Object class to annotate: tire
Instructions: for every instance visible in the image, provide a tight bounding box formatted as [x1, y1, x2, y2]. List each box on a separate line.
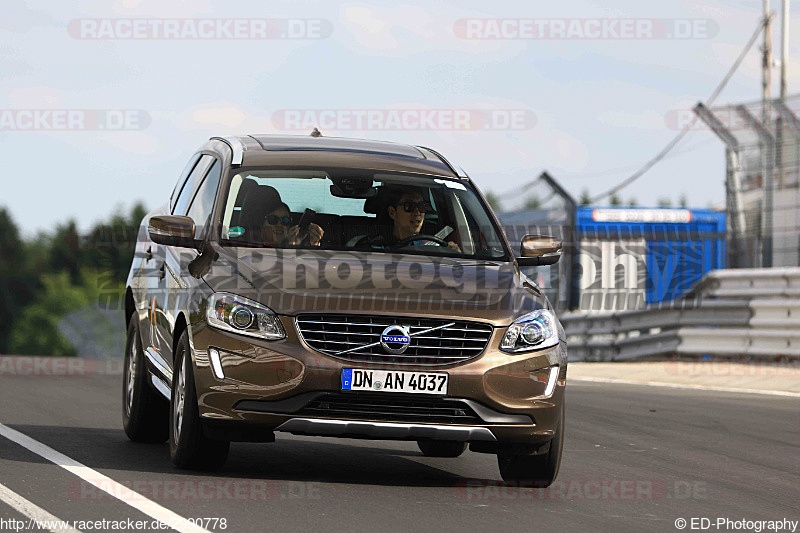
[417, 440, 467, 458]
[170, 330, 229, 470]
[497, 404, 565, 487]
[122, 317, 169, 443]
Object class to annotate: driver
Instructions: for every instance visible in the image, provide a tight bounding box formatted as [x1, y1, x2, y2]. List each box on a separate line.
[385, 187, 460, 251]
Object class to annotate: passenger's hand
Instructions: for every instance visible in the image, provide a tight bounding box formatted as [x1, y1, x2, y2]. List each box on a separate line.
[287, 225, 300, 244]
[308, 223, 324, 246]
[447, 241, 461, 252]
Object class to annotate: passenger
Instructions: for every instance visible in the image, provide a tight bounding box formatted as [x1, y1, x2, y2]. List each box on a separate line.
[262, 201, 323, 247]
[385, 187, 460, 251]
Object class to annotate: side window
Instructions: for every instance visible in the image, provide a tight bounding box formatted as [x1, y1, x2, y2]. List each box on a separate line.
[172, 155, 214, 216]
[186, 160, 222, 240]
[169, 154, 200, 213]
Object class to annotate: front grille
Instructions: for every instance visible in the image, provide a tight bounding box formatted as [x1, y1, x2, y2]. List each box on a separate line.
[295, 314, 493, 366]
[299, 393, 483, 425]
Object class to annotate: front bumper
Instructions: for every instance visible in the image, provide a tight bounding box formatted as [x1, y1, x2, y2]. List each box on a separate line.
[188, 315, 567, 445]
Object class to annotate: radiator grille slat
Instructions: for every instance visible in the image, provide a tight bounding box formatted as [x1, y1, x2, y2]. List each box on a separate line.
[296, 314, 493, 366]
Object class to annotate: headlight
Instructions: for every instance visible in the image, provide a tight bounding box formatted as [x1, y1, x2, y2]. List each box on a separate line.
[206, 293, 285, 340]
[500, 309, 559, 353]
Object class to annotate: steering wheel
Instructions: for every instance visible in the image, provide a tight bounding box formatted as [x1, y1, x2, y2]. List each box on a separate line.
[395, 233, 449, 248]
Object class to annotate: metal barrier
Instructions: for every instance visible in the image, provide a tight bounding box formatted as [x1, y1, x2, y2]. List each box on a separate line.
[749, 299, 800, 328]
[684, 267, 800, 299]
[563, 267, 800, 361]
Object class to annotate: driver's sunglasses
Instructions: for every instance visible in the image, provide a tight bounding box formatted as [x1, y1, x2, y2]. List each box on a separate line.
[398, 200, 432, 213]
[266, 214, 292, 226]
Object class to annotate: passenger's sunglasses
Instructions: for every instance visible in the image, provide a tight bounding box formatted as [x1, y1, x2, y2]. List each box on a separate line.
[397, 201, 432, 213]
[265, 214, 292, 226]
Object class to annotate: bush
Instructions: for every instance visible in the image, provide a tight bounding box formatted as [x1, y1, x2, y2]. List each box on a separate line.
[7, 270, 100, 356]
[0, 201, 144, 356]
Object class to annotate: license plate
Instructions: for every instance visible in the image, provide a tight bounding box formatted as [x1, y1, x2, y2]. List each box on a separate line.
[341, 369, 448, 395]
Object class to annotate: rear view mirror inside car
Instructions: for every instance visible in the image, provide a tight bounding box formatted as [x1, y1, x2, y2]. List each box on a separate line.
[330, 177, 377, 198]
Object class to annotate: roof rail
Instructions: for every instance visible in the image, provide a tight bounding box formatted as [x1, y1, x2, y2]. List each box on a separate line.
[415, 146, 468, 179]
[210, 136, 245, 165]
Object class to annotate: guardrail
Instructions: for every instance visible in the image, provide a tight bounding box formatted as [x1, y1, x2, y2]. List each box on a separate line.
[684, 267, 800, 299]
[563, 267, 800, 361]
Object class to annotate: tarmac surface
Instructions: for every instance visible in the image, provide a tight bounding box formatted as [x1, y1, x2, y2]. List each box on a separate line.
[0, 358, 797, 533]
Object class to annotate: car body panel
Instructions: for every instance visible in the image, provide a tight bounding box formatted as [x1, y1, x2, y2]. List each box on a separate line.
[202, 245, 547, 325]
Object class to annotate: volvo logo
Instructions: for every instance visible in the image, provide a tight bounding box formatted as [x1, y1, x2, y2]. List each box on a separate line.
[380, 325, 411, 355]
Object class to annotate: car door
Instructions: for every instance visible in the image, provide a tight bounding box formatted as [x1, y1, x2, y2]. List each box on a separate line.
[150, 154, 215, 375]
[140, 207, 166, 353]
[135, 154, 200, 355]
[155, 156, 222, 372]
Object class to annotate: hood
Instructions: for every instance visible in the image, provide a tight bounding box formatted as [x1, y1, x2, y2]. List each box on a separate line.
[201, 245, 546, 326]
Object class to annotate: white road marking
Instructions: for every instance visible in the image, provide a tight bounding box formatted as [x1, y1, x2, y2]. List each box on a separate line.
[570, 376, 800, 398]
[0, 423, 211, 533]
[0, 481, 82, 532]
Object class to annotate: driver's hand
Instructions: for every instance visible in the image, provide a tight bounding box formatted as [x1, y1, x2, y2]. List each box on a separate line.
[447, 241, 461, 252]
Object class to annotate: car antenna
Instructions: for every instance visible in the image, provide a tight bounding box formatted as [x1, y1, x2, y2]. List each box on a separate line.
[310, 127, 322, 137]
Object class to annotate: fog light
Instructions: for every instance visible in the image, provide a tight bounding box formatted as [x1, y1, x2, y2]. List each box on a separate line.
[208, 348, 225, 380]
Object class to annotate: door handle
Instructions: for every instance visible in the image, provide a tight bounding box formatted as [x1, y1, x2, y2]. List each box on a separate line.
[145, 246, 153, 261]
[158, 263, 166, 280]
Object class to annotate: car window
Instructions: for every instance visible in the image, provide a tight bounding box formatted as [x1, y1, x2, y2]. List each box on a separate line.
[219, 168, 508, 260]
[169, 154, 200, 213]
[254, 175, 373, 216]
[186, 159, 222, 240]
[172, 155, 214, 216]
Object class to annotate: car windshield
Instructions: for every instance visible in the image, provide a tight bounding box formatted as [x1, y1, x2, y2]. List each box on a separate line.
[218, 168, 508, 260]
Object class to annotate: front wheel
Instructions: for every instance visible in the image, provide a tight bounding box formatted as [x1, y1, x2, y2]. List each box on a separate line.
[497, 404, 564, 487]
[122, 318, 168, 443]
[169, 330, 229, 470]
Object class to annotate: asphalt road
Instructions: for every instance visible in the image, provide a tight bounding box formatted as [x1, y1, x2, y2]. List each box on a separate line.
[0, 359, 797, 533]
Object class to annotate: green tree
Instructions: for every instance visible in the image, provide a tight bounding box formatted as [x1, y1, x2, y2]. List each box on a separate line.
[579, 189, 592, 206]
[2, 202, 148, 355]
[627, 197, 638, 207]
[8, 270, 100, 356]
[609, 194, 622, 206]
[679, 193, 688, 208]
[47, 220, 82, 284]
[523, 196, 541, 210]
[71, 202, 148, 293]
[0, 208, 39, 353]
[657, 197, 672, 207]
[484, 191, 503, 212]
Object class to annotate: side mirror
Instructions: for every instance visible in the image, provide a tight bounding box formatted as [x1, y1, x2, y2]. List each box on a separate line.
[148, 215, 197, 248]
[517, 234, 562, 266]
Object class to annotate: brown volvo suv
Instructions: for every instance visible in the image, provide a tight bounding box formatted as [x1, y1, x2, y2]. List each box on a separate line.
[123, 134, 567, 485]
